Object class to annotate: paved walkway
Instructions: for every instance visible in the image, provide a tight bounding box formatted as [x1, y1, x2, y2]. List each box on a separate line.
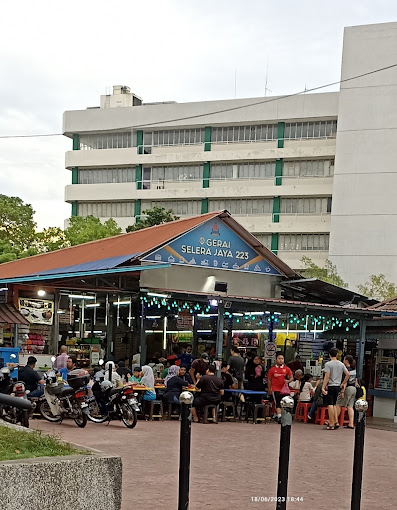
[31, 418, 396, 510]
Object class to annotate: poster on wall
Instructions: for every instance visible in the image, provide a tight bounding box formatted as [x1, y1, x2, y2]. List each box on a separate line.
[18, 298, 54, 325]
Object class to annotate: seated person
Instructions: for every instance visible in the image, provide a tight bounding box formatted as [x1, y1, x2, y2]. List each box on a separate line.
[128, 366, 142, 384]
[116, 360, 131, 382]
[289, 369, 303, 411]
[140, 366, 156, 402]
[18, 356, 45, 398]
[178, 365, 193, 385]
[161, 359, 175, 379]
[59, 355, 76, 382]
[191, 365, 224, 422]
[299, 373, 315, 403]
[221, 361, 235, 401]
[163, 366, 187, 405]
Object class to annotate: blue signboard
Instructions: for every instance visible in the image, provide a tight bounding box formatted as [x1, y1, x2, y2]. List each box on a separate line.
[143, 219, 281, 275]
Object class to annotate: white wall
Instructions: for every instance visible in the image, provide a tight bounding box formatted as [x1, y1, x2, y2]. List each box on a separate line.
[329, 22, 397, 289]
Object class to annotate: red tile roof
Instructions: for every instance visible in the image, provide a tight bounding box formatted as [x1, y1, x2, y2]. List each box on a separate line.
[0, 304, 30, 325]
[369, 296, 397, 312]
[0, 212, 220, 279]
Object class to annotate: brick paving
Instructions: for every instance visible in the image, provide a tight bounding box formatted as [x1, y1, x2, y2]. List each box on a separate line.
[30, 418, 396, 510]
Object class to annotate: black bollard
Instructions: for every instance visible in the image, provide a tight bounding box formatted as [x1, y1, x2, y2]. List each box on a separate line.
[178, 391, 194, 510]
[351, 400, 368, 510]
[276, 396, 294, 510]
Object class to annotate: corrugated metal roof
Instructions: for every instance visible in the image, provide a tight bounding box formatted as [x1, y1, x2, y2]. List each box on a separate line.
[0, 212, 220, 279]
[0, 304, 30, 325]
[34, 253, 138, 276]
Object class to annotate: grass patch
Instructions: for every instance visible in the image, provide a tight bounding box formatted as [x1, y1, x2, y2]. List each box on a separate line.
[0, 425, 85, 461]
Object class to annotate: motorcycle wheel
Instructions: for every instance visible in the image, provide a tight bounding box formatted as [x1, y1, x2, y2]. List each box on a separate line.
[119, 403, 137, 429]
[20, 410, 29, 428]
[40, 401, 62, 422]
[86, 402, 109, 424]
[73, 405, 88, 428]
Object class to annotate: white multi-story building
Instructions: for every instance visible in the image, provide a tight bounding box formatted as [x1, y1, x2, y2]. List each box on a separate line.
[63, 22, 397, 289]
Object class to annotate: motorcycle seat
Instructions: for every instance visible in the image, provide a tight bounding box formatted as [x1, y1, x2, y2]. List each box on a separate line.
[60, 387, 75, 397]
[109, 387, 123, 396]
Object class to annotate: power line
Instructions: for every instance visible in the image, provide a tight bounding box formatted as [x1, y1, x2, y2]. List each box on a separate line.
[1, 62, 397, 139]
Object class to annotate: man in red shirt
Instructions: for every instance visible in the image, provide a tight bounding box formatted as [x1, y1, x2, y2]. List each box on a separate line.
[267, 353, 293, 423]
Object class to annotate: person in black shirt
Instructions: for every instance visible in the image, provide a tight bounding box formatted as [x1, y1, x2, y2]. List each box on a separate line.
[221, 361, 235, 402]
[178, 365, 193, 385]
[116, 360, 131, 382]
[192, 365, 224, 422]
[163, 365, 187, 405]
[18, 356, 44, 397]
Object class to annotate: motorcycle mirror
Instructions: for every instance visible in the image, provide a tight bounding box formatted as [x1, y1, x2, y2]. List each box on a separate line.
[51, 356, 56, 362]
[99, 359, 104, 366]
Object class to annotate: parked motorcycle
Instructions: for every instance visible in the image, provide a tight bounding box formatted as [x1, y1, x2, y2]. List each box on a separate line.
[0, 367, 31, 428]
[83, 379, 139, 429]
[40, 369, 89, 428]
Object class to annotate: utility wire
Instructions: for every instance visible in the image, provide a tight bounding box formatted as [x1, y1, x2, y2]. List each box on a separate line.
[0, 62, 396, 139]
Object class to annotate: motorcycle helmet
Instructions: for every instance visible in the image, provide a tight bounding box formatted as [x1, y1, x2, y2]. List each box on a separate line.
[100, 380, 113, 392]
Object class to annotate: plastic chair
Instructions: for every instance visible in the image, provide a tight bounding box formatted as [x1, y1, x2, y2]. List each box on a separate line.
[165, 401, 180, 420]
[144, 400, 163, 421]
[338, 407, 350, 427]
[246, 403, 267, 424]
[315, 406, 329, 426]
[295, 402, 312, 423]
[220, 401, 236, 422]
[202, 404, 218, 424]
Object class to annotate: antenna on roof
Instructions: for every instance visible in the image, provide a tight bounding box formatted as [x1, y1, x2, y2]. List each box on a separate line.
[264, 58, 272, 96]
[234, 69, 237, 98]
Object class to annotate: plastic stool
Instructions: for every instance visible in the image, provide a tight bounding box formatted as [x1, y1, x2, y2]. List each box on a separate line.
[295, 402, 312, 423]
[247, 403, 267, 424]
[165, 401, 180, 420]
[338, 407, 350, 427]
[144, 400, 163, 421]
[220, 401, 236, 422]
[202, 404, 218, 424]
[315, 406, 329, 426]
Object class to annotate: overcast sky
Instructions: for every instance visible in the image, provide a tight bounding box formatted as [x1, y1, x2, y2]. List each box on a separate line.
[1, 1, 397, 230]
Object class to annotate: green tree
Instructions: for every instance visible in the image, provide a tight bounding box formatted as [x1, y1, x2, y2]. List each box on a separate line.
[357, 274, 396, 301]
[0, 194, 36, 250]
[301, 256, 348, 288]
[65, 216, 122, 246]
[126, 207, 179, 232]
[34, 227, 69, 252]
[0, 240, 20, 264]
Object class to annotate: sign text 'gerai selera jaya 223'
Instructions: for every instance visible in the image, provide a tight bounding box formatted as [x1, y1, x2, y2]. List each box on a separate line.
[143, 219, 281, 275]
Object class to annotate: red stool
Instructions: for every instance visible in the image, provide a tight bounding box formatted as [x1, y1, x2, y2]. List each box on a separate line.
[295, 402, 312, 423]
[338, 407, 350, 427]
[315, 407, 329, 425]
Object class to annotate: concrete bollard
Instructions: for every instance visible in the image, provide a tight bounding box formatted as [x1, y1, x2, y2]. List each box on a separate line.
[276, 396, 294, 510]
[351, 399, 368, 510]
[178, 391, 194, 510]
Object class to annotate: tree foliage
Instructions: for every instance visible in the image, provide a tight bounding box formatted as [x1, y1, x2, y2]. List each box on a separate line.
[0, 194, 36, 250]
[126, 207, 179, 232]
[301, 256, 348, 288]
[357, 274, 397, 301]
[65, 216, 122, 246]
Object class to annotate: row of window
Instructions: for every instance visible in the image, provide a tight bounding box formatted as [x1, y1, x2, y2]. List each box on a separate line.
[78, 202, 134, 217]
[208, 198, 273, 215]
[76, 120, 337, 150]
[254, 233, 330, 251]
[76, 159, 334, 185]
[280, 197, 331, 215]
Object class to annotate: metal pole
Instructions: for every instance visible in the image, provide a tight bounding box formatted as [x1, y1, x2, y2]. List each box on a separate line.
[357, 320, 366, 380]
[215, 300, 224, 377]
[351, 400, 368, 510]
[276, 396, 294, 510]
[140, 301, 147, 365]
[178, 391, 194, 510]
[192, 313, 198, 359]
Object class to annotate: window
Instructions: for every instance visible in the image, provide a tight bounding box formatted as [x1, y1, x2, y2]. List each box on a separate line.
[211, 161, 276, 180]
[208, 198, 273, 215]
[284, 120, 337, 140]
[253, 234, 272, 248]
[283, 159, 334, 178]
[78, 167, 135, 184]
[141, 165, 203, 188]
[79, 132, 133, 150]
[211, 124, 277, 144]
[141, 200, 201, 216]
[279, 197, 331, 215]
[77, 202, 134, 218]
[143, 129, 204, 148]
[279, 234, 330, 251]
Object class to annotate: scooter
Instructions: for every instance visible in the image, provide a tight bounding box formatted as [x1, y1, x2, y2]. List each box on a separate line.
[0, 367, 31, 428]
[40, 369, 89, 428]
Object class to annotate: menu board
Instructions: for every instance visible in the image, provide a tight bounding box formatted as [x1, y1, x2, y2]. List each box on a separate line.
[18, 298, 54, 325]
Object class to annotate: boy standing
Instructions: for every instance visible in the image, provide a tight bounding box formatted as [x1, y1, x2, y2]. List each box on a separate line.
[267, 353, 293, 423]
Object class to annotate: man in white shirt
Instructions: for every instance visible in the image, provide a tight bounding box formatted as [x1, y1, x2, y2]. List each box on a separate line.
[53, 345, 69, 369]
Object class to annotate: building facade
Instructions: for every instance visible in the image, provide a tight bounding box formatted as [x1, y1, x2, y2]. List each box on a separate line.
[63, 22, 397, 288]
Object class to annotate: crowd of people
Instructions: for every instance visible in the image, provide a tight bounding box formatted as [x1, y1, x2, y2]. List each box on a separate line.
[17, 343, 366, 427]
